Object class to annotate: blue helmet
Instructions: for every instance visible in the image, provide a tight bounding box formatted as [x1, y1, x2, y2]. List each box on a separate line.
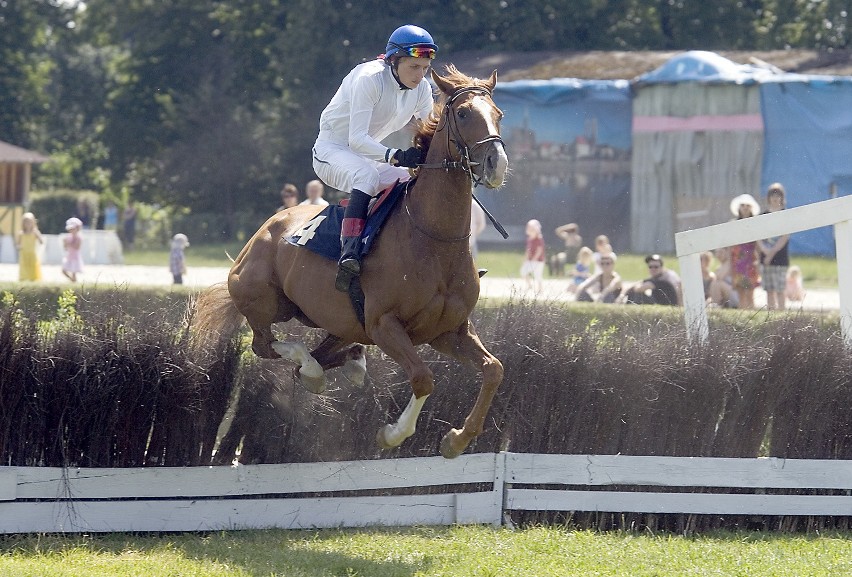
[385, 25, 438, 60]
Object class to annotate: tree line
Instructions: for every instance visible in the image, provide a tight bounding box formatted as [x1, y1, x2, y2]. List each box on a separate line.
[2, 0, 849, 238]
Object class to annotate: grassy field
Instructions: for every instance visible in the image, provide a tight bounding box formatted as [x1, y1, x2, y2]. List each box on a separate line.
[2, 526, 850, 576]
[127, 243, 840, 288]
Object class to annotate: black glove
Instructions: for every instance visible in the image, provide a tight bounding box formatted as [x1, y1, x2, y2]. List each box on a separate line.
[393, 147, 422, 168]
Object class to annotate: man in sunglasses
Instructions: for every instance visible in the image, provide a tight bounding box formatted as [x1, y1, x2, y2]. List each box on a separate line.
[619, 254, 682, 306]
[312, 24, 438, 292]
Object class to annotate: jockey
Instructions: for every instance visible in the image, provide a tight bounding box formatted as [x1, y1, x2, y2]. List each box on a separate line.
[312, 24, 437, 292]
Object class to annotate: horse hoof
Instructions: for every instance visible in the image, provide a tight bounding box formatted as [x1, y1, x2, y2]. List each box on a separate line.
[342, 359, 366, 386]
[376, 424, 396, 450]
[439, 428, 465, 459]
[299, 370, 327, 394]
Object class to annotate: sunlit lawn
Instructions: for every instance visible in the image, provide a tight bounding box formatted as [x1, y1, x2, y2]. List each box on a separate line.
[122, 243, 839, 289]
[2, 526, 851, 577]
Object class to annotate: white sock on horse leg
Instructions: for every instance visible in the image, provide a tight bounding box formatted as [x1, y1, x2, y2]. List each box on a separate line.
[270, 341, 323, 379]
[380, 394, 428, 448]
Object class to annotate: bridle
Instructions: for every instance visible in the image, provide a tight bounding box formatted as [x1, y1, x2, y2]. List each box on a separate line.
[404, 84, 505, 243]
[415, 86, 504, 187]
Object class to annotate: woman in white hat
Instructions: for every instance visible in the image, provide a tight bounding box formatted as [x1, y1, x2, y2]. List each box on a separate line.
[62, 217, 84, 282]
[728, 194, 761, 309]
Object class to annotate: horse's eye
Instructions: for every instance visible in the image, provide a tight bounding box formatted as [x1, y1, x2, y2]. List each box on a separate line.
[457, 109, 468, 119]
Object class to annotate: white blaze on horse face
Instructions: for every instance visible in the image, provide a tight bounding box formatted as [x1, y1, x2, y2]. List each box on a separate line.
[471, 96, 508, 188]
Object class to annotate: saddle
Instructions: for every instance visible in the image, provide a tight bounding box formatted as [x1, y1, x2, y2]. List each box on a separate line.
[285, 180, 409, 261]
[285, 180, 411, 326]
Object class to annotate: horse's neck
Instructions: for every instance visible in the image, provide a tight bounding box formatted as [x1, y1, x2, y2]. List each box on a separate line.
[406, 132, 472, 240]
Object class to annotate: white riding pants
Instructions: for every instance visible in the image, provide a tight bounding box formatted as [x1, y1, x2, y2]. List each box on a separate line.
[312, 140, 411, 197]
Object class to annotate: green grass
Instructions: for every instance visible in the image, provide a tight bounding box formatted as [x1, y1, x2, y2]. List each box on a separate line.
[2, 526, 851, 576]
[122, 243, 840, 288]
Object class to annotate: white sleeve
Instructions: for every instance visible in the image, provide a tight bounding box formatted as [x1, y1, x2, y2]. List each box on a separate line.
[348, 74, 391, 161]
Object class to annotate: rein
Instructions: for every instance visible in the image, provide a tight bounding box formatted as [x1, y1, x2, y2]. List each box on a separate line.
[403, 182, 471, 243]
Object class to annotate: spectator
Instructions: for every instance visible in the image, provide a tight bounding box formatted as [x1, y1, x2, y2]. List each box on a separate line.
[62, 217, 84, 282]
[122, 201, 138, 250]
[619, 254, 681, 306]
[757, 183, 790, 311]
[170, 233, 190, 285]
[277, 183, 300, 212]
[592, 234, 615, 274]
[785, 265, 805, 302]
[103, 201, 119, 231]
[300, 179, 329, 206]
[575, 251, 621, 303]
[551, 222, 582, 276]
[709, 247, 738, 308]
[520, 219, 546, 292]
[15, 212, 43, 281]
[729, 193, 761, 309]
[567, 246, 593, 294]
[470, 197, 486, 262]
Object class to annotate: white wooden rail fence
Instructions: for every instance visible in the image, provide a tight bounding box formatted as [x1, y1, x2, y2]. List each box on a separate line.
[675, 194, 852, 345]
[3, 453, 852, 533]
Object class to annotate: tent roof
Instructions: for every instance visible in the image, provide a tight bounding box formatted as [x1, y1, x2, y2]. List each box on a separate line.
[634, 50, 782, 84]
[0, 140, 48, 163]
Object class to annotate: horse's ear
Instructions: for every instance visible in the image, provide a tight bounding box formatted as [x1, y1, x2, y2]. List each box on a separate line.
[486, 69, 498, 91]
[431, 68, 453, 96]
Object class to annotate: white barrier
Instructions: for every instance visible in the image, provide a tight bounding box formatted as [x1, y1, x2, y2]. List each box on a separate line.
[3, 452, 852, 533]
[675, 195, 852, 345]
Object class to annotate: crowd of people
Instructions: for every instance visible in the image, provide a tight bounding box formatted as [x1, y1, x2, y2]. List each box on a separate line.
[519, 182, 805, 310]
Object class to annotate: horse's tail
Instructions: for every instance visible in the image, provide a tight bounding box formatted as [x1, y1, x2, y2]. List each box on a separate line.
[188, 282, 245, 354]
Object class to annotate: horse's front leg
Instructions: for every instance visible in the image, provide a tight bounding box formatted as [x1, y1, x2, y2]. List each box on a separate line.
[369, 313, 435, 450]
[430, 320, 503, 459]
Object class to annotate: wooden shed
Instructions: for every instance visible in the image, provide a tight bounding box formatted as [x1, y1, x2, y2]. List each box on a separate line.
[0, 139, 48, 236]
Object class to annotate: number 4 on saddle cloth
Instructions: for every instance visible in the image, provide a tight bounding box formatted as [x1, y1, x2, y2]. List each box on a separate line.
[285, 180, 410, 325]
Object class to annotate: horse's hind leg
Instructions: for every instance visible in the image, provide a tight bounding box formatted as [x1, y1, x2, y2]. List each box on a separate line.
[229, 271, 296, 359]
[429, 320, 504, 459]
[309, 335, 367, 386]
[271, 341, 326, 393]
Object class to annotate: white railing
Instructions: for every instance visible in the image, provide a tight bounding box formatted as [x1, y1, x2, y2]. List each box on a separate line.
[675, 195, 852, 345]
[4, 453, 852, 533]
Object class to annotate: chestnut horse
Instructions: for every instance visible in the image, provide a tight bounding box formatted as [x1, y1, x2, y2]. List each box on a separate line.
[193, 65, 508, 458]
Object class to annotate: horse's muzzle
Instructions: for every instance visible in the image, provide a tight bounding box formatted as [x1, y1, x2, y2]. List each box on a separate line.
[480, 141, 509, 189]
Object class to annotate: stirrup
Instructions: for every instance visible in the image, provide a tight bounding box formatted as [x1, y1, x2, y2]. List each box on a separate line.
[335, 259, 361, 292]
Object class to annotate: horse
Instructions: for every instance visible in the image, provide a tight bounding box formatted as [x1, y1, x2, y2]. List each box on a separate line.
[192, 65, 509, 459]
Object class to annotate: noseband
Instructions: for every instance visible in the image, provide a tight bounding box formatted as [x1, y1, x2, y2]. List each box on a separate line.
[416, 86, 504, 187]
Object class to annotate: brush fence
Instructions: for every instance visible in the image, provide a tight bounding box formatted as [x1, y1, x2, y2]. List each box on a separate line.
[2, 452, 852, 533]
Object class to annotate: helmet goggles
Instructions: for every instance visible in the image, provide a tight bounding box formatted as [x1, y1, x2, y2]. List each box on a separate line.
[389, 43, 436, 59]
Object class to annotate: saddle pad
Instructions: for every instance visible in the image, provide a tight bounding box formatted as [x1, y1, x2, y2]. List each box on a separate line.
[285, 180, 409, 261]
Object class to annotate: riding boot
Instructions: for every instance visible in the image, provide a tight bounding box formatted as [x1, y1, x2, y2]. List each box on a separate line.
[336, 189, 371, 292]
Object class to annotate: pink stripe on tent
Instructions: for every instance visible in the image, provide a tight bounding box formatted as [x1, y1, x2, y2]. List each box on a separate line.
[633, 114, 764, 132]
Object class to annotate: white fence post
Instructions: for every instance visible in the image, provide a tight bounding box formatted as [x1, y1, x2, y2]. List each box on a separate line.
[836, 220, 852, 346]
[675, 195, 852, 346]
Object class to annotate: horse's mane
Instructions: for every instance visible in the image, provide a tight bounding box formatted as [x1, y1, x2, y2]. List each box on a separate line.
[413, 64, 491, 153]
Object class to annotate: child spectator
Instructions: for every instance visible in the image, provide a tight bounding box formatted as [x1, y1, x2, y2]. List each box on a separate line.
[567, 246, 593, 293]
[170, 233, 190, 284]
[15, 212, 43, 281]
[551, 222, 583, 276]
[785, 265, 805, 302]
[521, 219, 546, 292]
[592, 234, 615, 274]
[758, 183, 790, 311]
[62, 217, 84, 282]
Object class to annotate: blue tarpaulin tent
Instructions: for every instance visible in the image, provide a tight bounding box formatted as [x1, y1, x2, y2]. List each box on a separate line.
[760, 77, 852, 256]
